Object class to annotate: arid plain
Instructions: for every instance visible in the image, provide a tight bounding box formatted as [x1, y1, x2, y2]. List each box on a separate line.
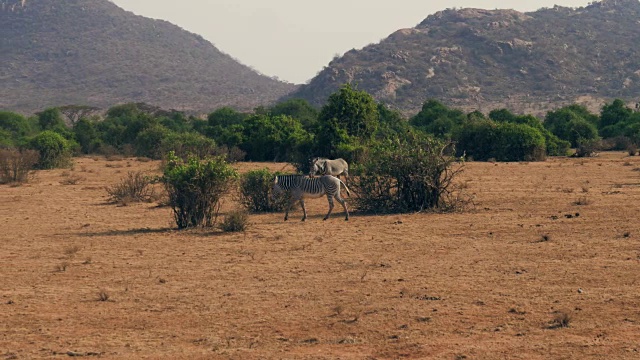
[1, 153, 639, 359]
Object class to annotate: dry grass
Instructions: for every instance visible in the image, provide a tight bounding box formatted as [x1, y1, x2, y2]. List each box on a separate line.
[2, 153, 639, 359]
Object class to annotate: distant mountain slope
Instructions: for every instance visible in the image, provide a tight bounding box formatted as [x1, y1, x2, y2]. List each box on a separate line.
[290, 0, 640, 116]
[0, 0, 297, 114]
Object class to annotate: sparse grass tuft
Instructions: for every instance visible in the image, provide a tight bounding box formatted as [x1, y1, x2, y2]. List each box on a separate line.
[549, 311, 571, 328]
[60, 173, 83, 185]
[538, 234, 552, 242]
[219, 210, 249, 232]
[106, 171, 155, 205]
[55, 261, 69, 272]
[97, 289, 110, 302]
[64, 245, 81, 258]
[574, 196, 591, 205]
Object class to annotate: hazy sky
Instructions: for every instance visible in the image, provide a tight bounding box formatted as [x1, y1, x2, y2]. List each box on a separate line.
[110, 0, 590, 84]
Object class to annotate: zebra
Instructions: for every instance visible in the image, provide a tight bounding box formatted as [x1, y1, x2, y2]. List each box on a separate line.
[273, 175, 350, 221]
[309, 157, 349, 181]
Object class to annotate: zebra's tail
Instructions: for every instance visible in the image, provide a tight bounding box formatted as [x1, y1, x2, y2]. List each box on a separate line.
[339, 179, 351, 197]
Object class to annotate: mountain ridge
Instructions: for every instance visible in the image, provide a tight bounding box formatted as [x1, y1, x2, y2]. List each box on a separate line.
[0, 0, 297, 115]
[289, 0, 640, 116]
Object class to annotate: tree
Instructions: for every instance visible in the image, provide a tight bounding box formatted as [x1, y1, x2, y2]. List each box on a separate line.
[545, 106, 599, 147]
[0, 111, 38, 147]
[37, 108, 66, 131]
[241, 114, 311, 162]
[410, 99, 466, 138]
[318, 83, 379, 141]
[207, 107, 247, 127]
[29, 130, 72, 169]
[376, 103, 412, 140]
[268, 98, 319, 131]
[600, 99, 632, 130]
[73, 118, 101, 154]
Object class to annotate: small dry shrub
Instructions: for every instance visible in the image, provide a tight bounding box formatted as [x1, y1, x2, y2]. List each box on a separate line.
[573, 139, 601, 158]
[627, 145, 638, 156]
[64, 245, 81, 258]
[97, 289, 110, 302]
[106, 171, 155, 204]
[55, 261, 69, 272]
[0, 148, 39, 184]
[219, 210, 249, 232]
[538, 234, 552, 242]
[60, 173, 83, 185]
[550, 311, 571, 328]
[574, 196, 591, 205]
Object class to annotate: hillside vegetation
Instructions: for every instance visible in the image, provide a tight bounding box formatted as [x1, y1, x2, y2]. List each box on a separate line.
[0, 0, 296, 114]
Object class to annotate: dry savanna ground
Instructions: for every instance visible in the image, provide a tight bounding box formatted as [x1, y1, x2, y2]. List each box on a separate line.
[1, 153, 640, 359]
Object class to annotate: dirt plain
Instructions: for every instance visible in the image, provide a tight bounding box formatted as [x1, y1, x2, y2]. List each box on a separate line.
[1, 152, 640, 359]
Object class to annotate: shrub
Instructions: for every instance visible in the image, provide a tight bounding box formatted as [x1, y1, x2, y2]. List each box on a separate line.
[574, 138, 601, 158]
[162, 152, 238, 229]
[601, 136, 633, 151]
[495, 122, 546, 161]
[455, 121, 547, 161]
[0, 148, 39, 184]
[239, 169, 287, 212]
[219, 210, 249, 232]
[106, 171, 155, 205]
[28, 130, 72, 169]
[161, 132, 217, 160]
[352, 136, 466, 214]
[134, 125, 171, 159]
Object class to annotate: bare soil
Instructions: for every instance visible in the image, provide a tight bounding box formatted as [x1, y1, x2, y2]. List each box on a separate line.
[1, 153, 640, 359]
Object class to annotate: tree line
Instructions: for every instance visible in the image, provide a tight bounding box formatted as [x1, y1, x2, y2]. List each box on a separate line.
[1, 84, 640, 171]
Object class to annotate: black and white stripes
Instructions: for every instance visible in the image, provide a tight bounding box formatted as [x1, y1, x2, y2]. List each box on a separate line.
[273, 175, 350, 221]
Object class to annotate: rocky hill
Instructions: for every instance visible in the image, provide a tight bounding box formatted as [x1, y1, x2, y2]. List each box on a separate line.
[0, 0, 297, 115]
[290, 0, 640, 116]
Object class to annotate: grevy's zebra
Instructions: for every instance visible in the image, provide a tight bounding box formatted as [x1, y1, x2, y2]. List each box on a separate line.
[309, 157, 349, 180]
[273, 175, 350, 221]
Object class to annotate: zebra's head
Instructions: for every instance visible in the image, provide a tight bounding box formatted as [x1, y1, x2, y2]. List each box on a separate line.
[309, 157, 325, 176]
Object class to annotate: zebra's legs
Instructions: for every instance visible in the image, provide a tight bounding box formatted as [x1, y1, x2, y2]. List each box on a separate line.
[323, 195, 335, 220]
[335, 194, 349, 220]
[284, 197, 296, 221]
[300, 199, 307, 221]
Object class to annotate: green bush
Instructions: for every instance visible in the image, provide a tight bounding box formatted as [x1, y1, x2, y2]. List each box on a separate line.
[455, 120, 547, 161]
[240, 114, 311, 162]
[134, 125, 171, 159]
[161, 132, 217, 160]
[73, 118, 101, 154]
[29, 130, 73, 169]
[239, 169, 287, 213]
[454, 120, 499, 161]
[162, 152, 238, 229]
[352, 136, 464, 214]
[0, 111, 37, 138]
[495, 122, 547, 162]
